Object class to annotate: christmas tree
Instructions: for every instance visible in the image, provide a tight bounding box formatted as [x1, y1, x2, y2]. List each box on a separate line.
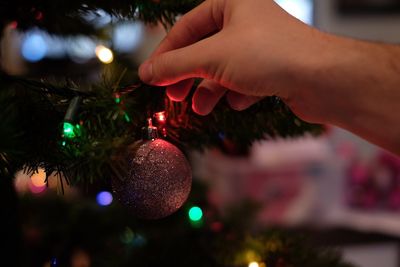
[0, 1, 347, 266]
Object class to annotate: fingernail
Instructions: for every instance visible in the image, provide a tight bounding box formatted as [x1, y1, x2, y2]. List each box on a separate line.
[192, 91, 212, 116]
[139, 60, 153, 84]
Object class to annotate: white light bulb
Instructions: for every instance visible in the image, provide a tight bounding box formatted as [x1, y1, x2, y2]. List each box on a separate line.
[248, 262, 260, 267]
[95, 45, 114, 64]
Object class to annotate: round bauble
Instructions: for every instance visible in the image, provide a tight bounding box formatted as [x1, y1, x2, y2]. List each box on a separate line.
[112, 139, 192, 219]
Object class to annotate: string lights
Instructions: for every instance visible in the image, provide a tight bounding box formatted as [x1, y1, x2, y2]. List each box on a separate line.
[62, 96, 82, 141]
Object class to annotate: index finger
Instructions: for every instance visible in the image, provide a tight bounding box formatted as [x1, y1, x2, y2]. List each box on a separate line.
[152, 0, 223, 56]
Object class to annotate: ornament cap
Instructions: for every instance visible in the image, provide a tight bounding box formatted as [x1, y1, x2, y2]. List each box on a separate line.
[142, 118, 158, 140]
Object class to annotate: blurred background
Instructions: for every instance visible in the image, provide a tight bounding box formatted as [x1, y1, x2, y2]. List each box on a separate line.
[3, 0, 400, 267]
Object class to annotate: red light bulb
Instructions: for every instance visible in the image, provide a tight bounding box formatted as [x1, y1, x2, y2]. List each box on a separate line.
[154, 111, 167, 124]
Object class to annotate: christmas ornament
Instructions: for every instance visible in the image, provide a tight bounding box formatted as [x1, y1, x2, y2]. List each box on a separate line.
[112, 119, 192, 219]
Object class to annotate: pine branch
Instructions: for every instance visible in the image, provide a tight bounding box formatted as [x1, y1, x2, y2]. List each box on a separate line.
[0, 71, 324, 184]
[0, 0, 201, 35]
[0, 72, 92, 97]
[168, 96, 324, 154]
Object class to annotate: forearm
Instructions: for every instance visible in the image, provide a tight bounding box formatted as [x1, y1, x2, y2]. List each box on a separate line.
[289, 33, 400, 154]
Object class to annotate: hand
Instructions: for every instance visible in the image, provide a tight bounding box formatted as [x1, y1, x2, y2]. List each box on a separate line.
[138, 0, 328, 117]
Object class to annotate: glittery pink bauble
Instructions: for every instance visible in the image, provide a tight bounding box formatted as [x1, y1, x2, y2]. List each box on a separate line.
[112, 139, 192, 219]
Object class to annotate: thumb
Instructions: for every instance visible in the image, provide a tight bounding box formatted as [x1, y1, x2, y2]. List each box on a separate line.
[139, 38, 217, 86]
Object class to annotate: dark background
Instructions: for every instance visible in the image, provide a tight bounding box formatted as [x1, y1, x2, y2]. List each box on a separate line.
[338, 0, 400, 14]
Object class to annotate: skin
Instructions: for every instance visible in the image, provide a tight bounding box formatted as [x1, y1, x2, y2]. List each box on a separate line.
[138, 0, 400, 155]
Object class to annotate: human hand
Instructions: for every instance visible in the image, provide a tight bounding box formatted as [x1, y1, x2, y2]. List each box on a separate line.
[139, 0, 329, 118]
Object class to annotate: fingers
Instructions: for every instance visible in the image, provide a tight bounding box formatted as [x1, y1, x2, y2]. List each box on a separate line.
[191, 83, 262, 116]
[139, 37, 217, 85]
[192, 80, 227, 115]
[226, 92, 263, 111]
[166, 79, 194, 101]
[152, 0, 222, 56]
[139, 0, 223, 85]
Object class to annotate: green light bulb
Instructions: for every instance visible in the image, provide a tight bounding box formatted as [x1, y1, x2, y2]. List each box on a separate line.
[188, 206, 203, 222]
[63, 122, 76, 139]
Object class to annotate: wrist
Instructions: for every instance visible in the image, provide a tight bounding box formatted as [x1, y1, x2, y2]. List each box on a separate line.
[283, 30, 344, 124]
[286, 30, 377, 124]
[288, 32, 400, 153]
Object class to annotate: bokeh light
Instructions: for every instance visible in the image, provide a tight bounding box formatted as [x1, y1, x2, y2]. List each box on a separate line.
[132, 234, 146, 247]
[113, 22, 143, 53]
[51, 257, 57, 267]
[29, 181, 46, 194]
[67, 36, 97, 63]
[21, 31, 48, 62]
[95, 45, 114, 64]
[120, 227, 147, 247]
[9, 21, 18, 29]
[96, 191, 113, 206]
[28, 168, 47, 194]
[188, 206, 203, 222]
[120, 227, 134, 244]
[45, 35, 66, 59]
[31, 168, 46, 187]
[71, 249, 91, 267]
[248, 262, 259, 267]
